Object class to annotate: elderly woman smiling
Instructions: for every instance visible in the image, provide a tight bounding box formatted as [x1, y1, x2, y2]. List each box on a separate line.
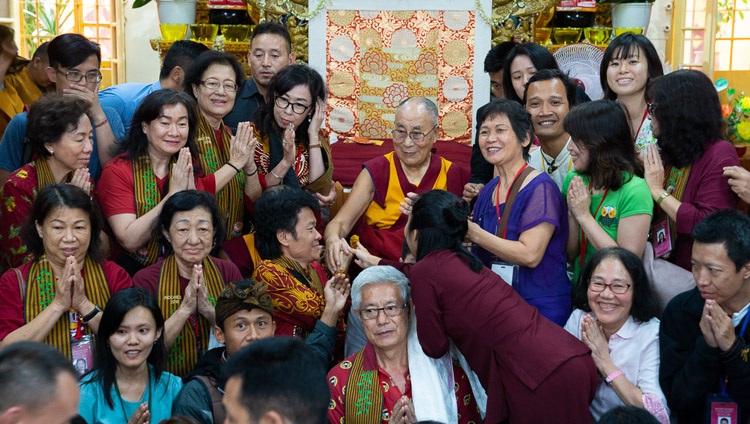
[133, 190, 241, 377]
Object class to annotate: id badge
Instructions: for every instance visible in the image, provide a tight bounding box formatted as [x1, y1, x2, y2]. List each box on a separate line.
[706, 393, 738, 424]
[651, 215, 673, 258]
[71, 334, 94, 376]
[491, 261, 518, 287]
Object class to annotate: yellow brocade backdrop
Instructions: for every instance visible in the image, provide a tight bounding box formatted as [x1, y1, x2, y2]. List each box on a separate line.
[325, 10, 475, 144]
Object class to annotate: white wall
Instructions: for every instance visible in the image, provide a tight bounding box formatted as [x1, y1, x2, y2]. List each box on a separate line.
[122, 0, 162, 83]
[648, 0, 673, 70]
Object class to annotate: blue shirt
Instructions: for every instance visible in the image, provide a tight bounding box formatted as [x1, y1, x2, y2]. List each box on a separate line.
[78, 365, 183, 424]
[0, 106, 125, 180]
[223, 78, 264, 133]
[99, 80, 161, 135]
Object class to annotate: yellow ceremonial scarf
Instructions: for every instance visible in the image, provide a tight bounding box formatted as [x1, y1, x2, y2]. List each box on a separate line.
[35, 156, 57, 189]
[344, 348, 385, 423]
[24, 256, 111, 359]
[128, 154, 170, 266]
[157, 255, 225, 376]
[195, 111, 245, 240]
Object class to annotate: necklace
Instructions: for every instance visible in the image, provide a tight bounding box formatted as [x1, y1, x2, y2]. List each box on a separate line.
[114, 367, 152, 422]
[542, 153, 558, 175]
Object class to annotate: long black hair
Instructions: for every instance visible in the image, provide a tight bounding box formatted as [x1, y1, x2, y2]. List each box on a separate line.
[86, 288, 167, 408]
[408, 190, 482, 272]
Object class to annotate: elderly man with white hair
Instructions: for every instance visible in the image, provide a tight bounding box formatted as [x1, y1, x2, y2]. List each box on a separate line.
[327, 266, 483, 424]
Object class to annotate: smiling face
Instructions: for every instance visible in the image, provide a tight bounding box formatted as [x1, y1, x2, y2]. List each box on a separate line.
[46, 113, 93, 173]
[144, 103, 190, 158]
[165, 207, 215, 266]
[279, 207, 322, 268]
[248, 33, 295, 93]
[215, 309, 276, 357]
[273, 84, 312, 130]
[692, 242, 750, 311]
[192, 63, 237, 125]
[108, 306, 162, 372]
[392, 100, 437, 169]
[525, 78, 570, 142]
[48, 54, 100, 94]
[606, 47, 649, 99]
[567, 139, 590, 172]
[478, 113, 529, 167]
[359, 283, 409, 352]
[587, 257, 634, 334]
[509, 55, 537, 100]
[35, 206, 91, 269]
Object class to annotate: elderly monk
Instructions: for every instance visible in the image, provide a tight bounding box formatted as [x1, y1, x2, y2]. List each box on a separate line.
[327, 266, 482, 424]
[325, 97, 469, 270]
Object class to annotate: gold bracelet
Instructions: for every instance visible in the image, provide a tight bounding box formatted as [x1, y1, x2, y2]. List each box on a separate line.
[656, 191, 671, 205]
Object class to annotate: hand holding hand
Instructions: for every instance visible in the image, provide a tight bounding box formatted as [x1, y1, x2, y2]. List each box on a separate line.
[349, 242, 381, 269]
[325, 237, 350, 271]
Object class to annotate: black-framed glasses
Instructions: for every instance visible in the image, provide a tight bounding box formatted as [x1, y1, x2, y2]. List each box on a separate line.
[392, 124, 437, 143]
[200, 79, 238, 93]
[57, 69, 103, 83]
[588, 280, 631, 294]
[647, 102, 656, 116]
[359, 303, 407, 320]
[274, 96, 309, 115]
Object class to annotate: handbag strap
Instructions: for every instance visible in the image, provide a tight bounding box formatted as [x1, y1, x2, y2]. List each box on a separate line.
[497, 166, 534, 239]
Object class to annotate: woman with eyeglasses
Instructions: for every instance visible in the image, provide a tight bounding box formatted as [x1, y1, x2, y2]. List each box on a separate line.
[643, 70, 739, 271]
[184, 51, 259, 241]
[564, 247, 668, 423]
[252, 64, 333, 201]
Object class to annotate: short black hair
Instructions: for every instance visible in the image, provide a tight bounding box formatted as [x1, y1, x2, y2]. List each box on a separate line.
[0, 342, 77, 413]
[502, 42, 559, 104]
[160, 40, 210, 81]
[48, 33, 100, 69]
[254, 187, 320, 259]
[184, 51, 245, 99]
[523, 68, 578, 108]
[251, 22, 293, 55]
[692, 209, 750, 272]
[222, 337, 329, 424]
[483, 41, 517, 73]
[23, 184, 105, 261]
[32, 41, 50, 60]
[573, 247, 660, 323]
[156, 190, 226, 255]
[476, 98, 533, 161]
[27, 93, 90, 158]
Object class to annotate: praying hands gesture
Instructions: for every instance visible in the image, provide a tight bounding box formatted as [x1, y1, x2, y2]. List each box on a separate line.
[581, 315, 614, 374]
[700, 299, 737, 352]
[69, 168, 92, 193]
[165, 264, 216, 348]
[567, 176, 592, 220]
[127, 403, 150, 424]
[169, 148, 195, 194]
[388, 396, 416, 424]
[228, 121, 256, 171]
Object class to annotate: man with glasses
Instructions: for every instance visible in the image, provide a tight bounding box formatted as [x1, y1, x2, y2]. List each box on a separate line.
[327, 266, 482, 424]
[223, 22, 295, 132]
[324, 97, 469, 270]
[0, 33, 124, 183]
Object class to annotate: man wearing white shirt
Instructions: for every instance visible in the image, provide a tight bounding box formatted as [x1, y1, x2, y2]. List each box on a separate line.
[524, 69, 578, 190]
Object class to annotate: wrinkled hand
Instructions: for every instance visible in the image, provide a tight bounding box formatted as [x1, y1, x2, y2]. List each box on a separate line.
[127, 403, 150, 424]
[462, 182, 484, 203]
[192, 265, 214, 320]
[324, 273, 350, 314]
[325, 237, 350, 272]
[704, 299, 736, 351]
[399, 192, 418, 216]
[315, 184, 336, 208]
[69, 168, 91, 193]
[170, 147, 193, 194]
[179, 266, 200, 315]
[229, 121, 256, 169]
[643, 144, 665, 192]
[724, 165, 750, 204]
[282, 123, 297, 165]
[388, 396, 416, 424]
[567, 176, 592, 220]
[309, 99, 326, 134]
[349, 242, 381, 269]
[51, 256, 78, 311]
[581, 315, 611, 368]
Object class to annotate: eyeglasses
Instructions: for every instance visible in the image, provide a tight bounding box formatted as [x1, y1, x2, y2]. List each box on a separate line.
[588, 280, 631, 294]
[647, 102, 656, 116]
[359, 303, 407, 320]
[392, 125, 437, 143]
[274, 96, 310, 115]
[200, 79, 238, 93]
[57, 69, 103, 83]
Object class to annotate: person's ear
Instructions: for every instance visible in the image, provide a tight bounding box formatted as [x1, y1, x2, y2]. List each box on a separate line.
[742, 262, 750, 281]
[46, 66, 57, 84]
[154, 328, 163, 342]
[0, 406, 24, 424]
[288, 52, 296, 65]
[162, 228, 171, 243]
[35, 220, 44, 238]
[258, 410, 287, 424]
[170, 66, 184, 88]
[277, 230, 291, 247]
[213, 325, 225, 344]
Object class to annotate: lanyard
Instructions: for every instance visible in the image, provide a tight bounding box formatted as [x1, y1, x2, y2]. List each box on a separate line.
[115, 367, 152, 422]
[579, 188, 610, 270]
[495, 163, 528, 238]
[719, 311, 749, 396]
